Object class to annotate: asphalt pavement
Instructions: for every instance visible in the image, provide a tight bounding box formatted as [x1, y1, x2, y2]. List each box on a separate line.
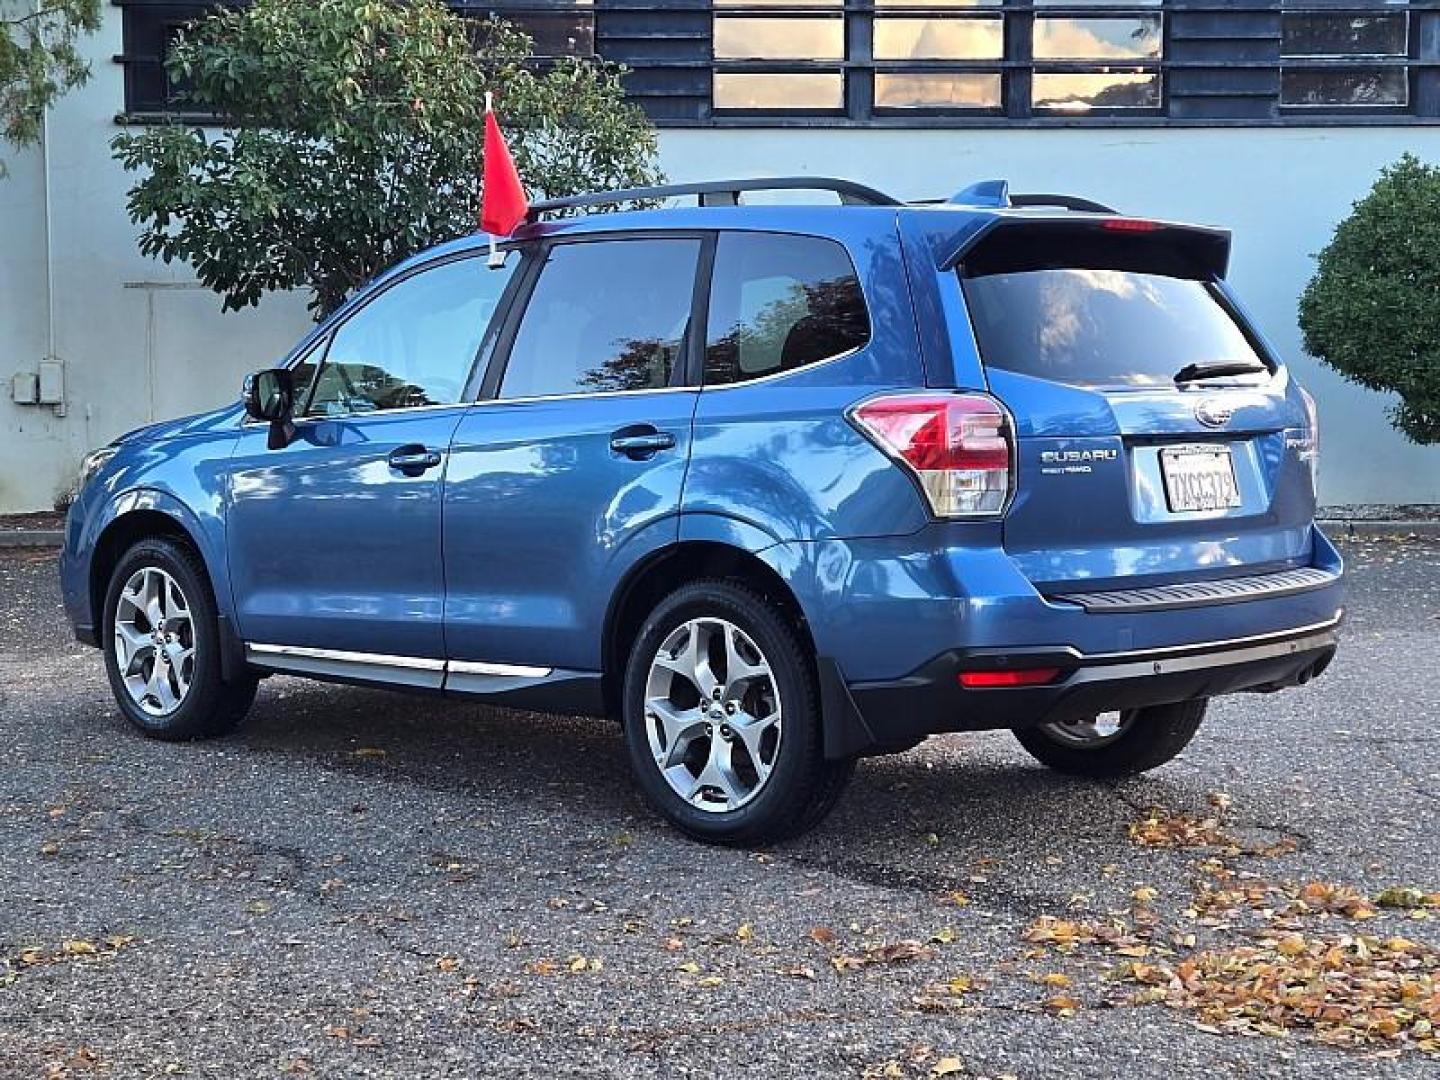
[0, 537, 1436, 1078]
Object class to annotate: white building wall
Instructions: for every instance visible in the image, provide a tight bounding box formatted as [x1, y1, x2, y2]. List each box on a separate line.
[1, 14, 1436, 512]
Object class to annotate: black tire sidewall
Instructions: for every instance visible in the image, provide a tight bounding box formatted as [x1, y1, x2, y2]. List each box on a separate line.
[101, 538, 226, 740]
[622, 581, 823, 844]
[1013, 699, 1207, 778]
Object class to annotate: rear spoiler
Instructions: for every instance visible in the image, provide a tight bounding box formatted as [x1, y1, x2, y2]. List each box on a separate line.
[941, 215, 1233, 281]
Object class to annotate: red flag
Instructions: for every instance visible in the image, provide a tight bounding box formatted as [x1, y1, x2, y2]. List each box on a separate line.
[480, 95, 529, 237]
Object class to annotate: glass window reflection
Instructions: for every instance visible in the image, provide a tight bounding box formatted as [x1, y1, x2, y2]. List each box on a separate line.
[874, 18, 1003, 60]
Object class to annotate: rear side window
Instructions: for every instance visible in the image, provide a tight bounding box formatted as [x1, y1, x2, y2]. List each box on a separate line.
[499, 238, 701, 399]
[705, 232, 869, 386]
[962, 268, 1268, 389]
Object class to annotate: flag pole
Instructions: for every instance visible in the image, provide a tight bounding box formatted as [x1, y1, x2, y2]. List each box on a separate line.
[484, 91, 505, 268]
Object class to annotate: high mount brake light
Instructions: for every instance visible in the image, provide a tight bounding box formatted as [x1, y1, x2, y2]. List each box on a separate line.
[1101, 218, 1163, 233]
[850, 393, 1014, 518]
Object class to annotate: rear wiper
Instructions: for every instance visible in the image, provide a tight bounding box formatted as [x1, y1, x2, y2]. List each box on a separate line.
[1173, 361, 1269, 384]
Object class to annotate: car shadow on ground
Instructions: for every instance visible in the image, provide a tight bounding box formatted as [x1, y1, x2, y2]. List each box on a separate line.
[229, 676, 1211, 874]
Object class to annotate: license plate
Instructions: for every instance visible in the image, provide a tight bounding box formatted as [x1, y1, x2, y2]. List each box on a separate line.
[1160, 445, 1241, 513]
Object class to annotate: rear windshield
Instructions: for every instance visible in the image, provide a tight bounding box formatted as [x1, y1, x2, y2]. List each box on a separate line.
[961, 268, 1269, 389]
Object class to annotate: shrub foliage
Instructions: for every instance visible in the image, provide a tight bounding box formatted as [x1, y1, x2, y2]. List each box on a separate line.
[1299, 154, 1440, 444]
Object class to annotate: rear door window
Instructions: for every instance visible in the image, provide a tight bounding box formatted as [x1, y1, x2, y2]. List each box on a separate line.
[705, 232, 869, 386]
[498, 238, 702, 399]
[962, 268, 1268, 389]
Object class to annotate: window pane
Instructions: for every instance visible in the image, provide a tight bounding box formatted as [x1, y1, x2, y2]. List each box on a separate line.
[875, 72, 1002, 108]
[874, 18, 1003, 60]
[1033, 71, 1161, 110]
[1033, 17, 1162, 61]
[309, 257, 514, 416]
[1281, 66, 1407, 105]
[706, 233, 869, 386]
[1035, 0, 1160, 5]
[713, 17, 845, 60]
[501, 240, 700, 399]
[962, 270, 1264, 389]
[713, 72, 845, 109]
[877, 0, 999, 6]
[1281, 14, 1407, 57]
[716, 0, 840, 5]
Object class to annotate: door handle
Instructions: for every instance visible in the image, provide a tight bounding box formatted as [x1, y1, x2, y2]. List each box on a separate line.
[388, 445, 443, 475]
[610, 429, 677, 459]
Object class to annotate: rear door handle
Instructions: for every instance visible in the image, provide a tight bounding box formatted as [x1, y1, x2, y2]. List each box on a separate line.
[610, 429, 677, 459]
[388, 445, 443, 475]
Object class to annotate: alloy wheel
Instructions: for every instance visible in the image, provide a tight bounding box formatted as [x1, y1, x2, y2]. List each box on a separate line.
[113, 566, 195, 717]
[643, 617, 782, 813]
[1038, 710, 1134, 748]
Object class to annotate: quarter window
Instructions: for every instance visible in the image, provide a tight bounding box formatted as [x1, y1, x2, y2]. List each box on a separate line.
[499, 239, 702, 399]
[306, 257, 515, 416]
[705, 233, 869, 386]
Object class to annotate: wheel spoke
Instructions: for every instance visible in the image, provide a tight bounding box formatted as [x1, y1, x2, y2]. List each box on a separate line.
[647, 699, 707, 768]
[730, 708, 779, 780]
[692, 736, 743, 808]
[114, 622, 151, 671]
[147, 656, 179, 711]
[721, 623, 766, 697]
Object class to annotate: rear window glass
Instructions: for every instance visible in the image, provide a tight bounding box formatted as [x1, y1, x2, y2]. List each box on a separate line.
[961, 269, 1269, 389]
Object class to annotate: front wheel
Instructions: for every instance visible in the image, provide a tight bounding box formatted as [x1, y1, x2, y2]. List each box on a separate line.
[1012, 699, 1207, 778]
[622, 580, 853, 846]
[101, 537, 258, 741]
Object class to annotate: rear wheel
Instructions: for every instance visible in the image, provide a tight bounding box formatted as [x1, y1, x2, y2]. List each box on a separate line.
[1012, 699, 1207, 778]
[622, 580, 853, 845]
[102, 538, 258, 741]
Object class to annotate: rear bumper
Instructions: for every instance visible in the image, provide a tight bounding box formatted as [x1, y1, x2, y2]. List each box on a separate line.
[827, 611, 1341, 754]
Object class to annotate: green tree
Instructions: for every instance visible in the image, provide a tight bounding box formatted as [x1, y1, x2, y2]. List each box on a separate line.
[1299, 153, 1440, 444]
[112, 0, 662, 318]
[1, 0, 101, 174]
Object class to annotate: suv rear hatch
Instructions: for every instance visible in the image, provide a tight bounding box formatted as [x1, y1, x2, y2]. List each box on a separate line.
[956, 216, 1319, 594]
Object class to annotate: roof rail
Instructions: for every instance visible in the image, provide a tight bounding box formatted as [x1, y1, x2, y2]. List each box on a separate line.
[947, 179, 1117, 215]
[1009, 193, 1118, 214]
[524, 177, 902, 222]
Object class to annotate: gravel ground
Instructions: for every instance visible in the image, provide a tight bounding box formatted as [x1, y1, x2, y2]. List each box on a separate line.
[0, 537, 1436, 1079]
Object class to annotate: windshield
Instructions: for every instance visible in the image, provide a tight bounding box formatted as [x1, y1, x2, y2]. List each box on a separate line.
[961, 268, 1270, 389]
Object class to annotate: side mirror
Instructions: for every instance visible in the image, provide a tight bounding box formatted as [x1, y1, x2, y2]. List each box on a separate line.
[242, 368, 297, 449]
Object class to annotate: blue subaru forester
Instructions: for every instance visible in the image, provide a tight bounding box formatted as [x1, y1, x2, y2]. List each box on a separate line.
[61, 177, 1343, 844]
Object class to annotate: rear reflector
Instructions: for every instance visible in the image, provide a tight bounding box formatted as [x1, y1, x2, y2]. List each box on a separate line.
[958, 668, 1060, 688]
[849, 392, 1014, 517]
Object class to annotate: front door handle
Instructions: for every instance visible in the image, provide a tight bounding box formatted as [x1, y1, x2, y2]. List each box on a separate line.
[388, 445, 443, 475]
[610, 428, 677, 459]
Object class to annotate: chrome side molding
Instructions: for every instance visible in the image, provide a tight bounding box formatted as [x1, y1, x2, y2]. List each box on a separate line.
[244, 643, 552, 692]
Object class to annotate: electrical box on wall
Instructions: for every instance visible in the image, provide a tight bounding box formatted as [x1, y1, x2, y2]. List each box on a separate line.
[37, 360, 64, 406]
[11, 372, 39, 404]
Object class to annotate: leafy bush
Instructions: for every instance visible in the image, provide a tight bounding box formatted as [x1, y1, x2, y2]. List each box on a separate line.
[112, 0, 662, 317]
[1, 0, 101, 174]
[1299, 154, 1440, 444]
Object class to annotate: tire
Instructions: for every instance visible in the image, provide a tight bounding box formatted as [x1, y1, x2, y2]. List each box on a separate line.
[621, 579, 854, 846]
[101, 537, 258, 741]
[1012, 699, 1207, 778]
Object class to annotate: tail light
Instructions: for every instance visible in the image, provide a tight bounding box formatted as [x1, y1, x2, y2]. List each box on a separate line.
[1298, 386, 1321, 497]
[849, 392, 1014, 517]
